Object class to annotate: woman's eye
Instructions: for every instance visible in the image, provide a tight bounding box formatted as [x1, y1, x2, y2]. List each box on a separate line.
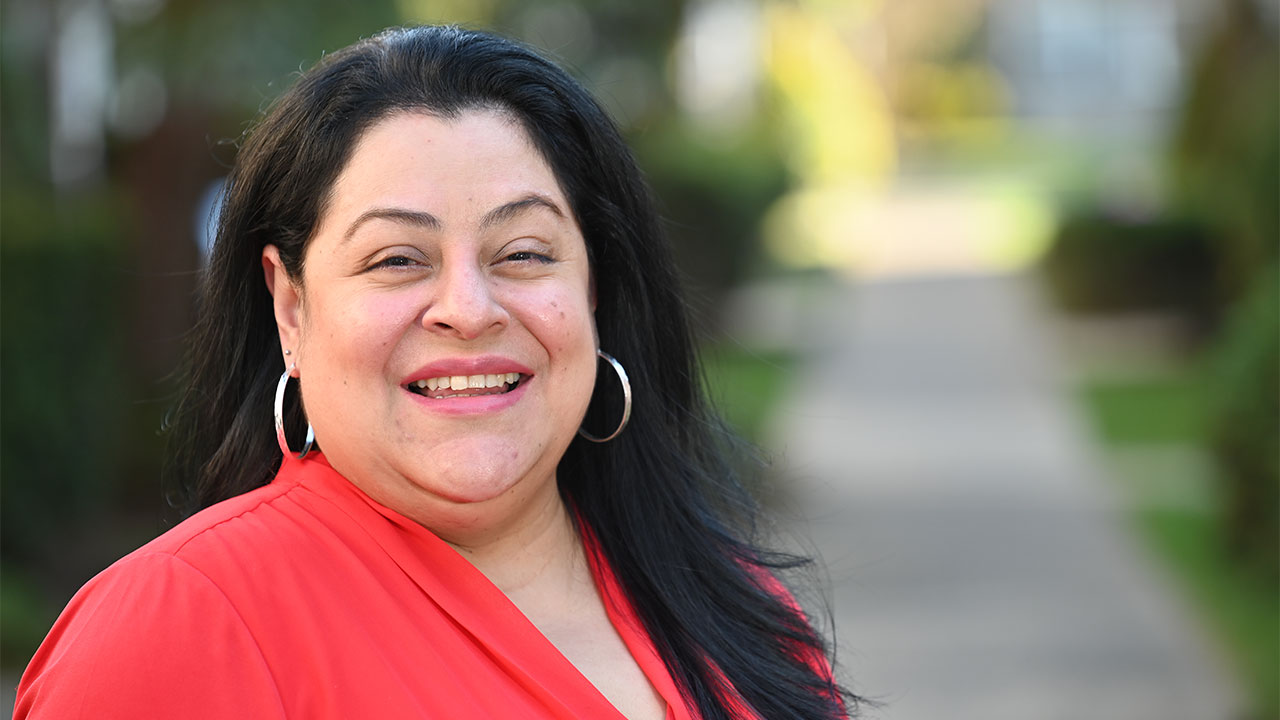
[371, 254, 422, 270]
[504, 250, 553, 264]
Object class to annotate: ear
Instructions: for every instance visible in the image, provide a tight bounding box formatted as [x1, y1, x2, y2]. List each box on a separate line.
[262, 244, 303, 369]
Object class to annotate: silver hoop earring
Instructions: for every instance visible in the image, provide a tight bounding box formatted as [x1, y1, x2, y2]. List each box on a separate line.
[578, 350, 632, 443]
[274, 363, 315, 459]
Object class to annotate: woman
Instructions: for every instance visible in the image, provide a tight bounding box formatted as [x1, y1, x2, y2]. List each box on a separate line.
[16, 26, 852, 719]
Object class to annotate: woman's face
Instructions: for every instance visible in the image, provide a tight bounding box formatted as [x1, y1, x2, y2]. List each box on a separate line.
[264, 110, 597, 538]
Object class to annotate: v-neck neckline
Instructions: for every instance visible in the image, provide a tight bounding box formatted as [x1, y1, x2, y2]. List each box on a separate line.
[282, 454, 693, 720]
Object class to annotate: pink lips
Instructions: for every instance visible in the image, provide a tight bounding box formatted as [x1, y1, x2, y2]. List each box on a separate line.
[402, 355, 534, 386]
[402, 356, 533, 416]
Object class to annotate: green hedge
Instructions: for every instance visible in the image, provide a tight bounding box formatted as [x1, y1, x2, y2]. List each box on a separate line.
[1040, 212, 1220, 321]
[1205, 262, 1280, 577]
[635, 119, 790, 310]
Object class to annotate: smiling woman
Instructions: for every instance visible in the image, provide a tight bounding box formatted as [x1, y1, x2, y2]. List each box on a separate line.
[263, 110, 599, 530]
[14, 26, 855, 720]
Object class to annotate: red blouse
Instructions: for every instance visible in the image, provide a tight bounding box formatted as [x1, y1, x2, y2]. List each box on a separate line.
[15, 454, 698, 719]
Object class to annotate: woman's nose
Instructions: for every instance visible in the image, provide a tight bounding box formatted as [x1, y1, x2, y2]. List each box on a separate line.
[420, 262, 508, 339]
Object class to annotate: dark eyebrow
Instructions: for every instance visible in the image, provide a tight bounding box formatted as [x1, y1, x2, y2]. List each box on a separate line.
[342, 194, 565, 243]
[480, 193, 566, 231]
[343, 208, 441, 243]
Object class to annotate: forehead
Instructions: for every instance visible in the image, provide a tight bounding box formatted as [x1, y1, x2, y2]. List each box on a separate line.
[322, 109, 568, 226]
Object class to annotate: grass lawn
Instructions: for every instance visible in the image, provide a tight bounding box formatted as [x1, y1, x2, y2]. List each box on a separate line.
[1081, 371, 1279, 719]
[1082, 375, 1207, 445]
[1139, 507, 1280, 718]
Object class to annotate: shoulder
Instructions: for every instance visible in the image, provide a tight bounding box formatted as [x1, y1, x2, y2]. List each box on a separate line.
[15, 552, 287, 719]
[142, 471, 303, 558]
[13, 478, 316, 719]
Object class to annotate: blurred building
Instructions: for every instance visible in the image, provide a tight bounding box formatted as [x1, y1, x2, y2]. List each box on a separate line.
[988, 0, 1218, 146]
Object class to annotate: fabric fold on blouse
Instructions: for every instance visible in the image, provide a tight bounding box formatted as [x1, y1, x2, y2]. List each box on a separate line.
[15, 453, 695, 719]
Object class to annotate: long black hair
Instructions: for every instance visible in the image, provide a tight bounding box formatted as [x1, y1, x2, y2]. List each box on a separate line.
[168, 25, 854, 720]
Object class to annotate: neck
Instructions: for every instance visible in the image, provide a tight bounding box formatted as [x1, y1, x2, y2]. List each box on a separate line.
[318, 452, 583, 594]
[441, 484, 584, 595]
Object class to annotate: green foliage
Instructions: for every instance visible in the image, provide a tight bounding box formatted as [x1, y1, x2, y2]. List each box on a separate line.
[700, 343, 794, 499]
[701, 344, 793, 445]
[635, 119, 790, 308]
[0, 565, 60, 670]
[117, 0, 401, 116]
[1204, 261, 1280, 578]
[1043, 1, 1276, 325]
[0, 195, 132, 566]
[1040, 212, 1220, 321]
[1168, 0, 1280, 301]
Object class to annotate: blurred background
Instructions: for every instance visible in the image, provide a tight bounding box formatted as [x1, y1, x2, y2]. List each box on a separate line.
[1, 0, 1276, 717]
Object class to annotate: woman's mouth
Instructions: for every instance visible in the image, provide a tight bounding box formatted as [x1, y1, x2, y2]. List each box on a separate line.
[406, 373, 524, 399]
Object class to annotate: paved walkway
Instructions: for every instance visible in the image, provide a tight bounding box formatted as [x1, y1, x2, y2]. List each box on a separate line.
[763, 272, 1243, 720]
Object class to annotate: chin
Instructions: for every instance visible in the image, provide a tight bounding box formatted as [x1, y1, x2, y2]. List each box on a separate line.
[411, 454, 541, 506]
[424, 477, 518, 505]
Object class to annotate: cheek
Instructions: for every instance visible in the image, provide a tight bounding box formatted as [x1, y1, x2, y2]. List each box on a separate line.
[301, 290, 424, 359]
[517, 286, 597, 356]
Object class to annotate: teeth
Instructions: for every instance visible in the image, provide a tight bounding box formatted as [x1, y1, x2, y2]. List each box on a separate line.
[412, 372, 522, 393]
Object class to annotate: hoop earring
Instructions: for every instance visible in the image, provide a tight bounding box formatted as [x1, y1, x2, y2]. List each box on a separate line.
[578, 350, 631, 443]
[274, 363, 315, 459]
